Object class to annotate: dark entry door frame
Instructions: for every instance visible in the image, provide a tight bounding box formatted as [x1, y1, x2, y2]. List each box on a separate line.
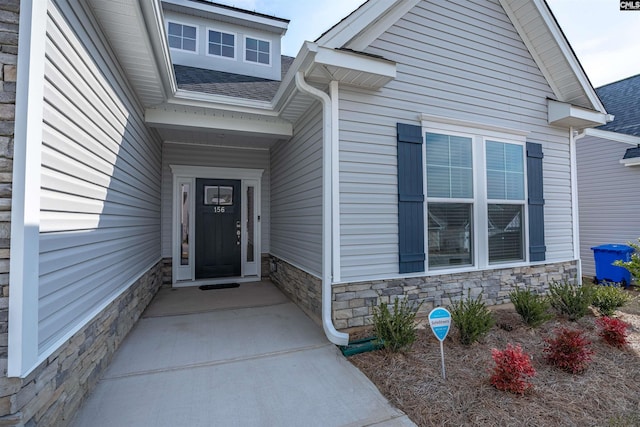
[170, 165, 263, 286]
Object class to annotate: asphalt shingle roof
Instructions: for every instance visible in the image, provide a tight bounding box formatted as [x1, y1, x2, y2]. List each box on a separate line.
[596, 74, 640, 136]
[173, 56, 295, 101]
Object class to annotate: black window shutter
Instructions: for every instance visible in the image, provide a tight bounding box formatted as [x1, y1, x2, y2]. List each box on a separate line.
[526, 142, 546, 262]
[397, 123, 425, 273]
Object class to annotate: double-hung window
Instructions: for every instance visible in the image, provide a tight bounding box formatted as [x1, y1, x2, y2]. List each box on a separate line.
[245, 37, 270, 65]
[425, 132, 474, 268]
[486, 141, 525, 263]
[422, 122, 529, 271]
[208, 30, 235, 58]
[168, 22, 197, 52]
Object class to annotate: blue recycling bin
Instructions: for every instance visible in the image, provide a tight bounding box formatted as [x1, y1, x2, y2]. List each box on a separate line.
[591, 244, 634, 286]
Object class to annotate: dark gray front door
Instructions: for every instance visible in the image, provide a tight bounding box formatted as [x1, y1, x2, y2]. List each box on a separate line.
[195, 179, 241, 279]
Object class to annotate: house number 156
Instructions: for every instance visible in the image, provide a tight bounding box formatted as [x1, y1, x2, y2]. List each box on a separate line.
[213, 206, 226, 213]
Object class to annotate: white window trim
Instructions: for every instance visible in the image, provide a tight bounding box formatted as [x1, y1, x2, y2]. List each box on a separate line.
[243, 35, 272, 67]
[167, 20, 199, 54]
[422, 117, 530, 274]
[206, 27, 236, 60]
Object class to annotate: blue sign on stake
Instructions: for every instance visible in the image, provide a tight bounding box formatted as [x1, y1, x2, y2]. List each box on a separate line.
[428, 307, 451, 341]
[428, 307, 451, 379]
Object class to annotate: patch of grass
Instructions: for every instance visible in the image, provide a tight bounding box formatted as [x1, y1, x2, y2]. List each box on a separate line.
[509, 286, 553, 327]
[449, 291, 494, 345]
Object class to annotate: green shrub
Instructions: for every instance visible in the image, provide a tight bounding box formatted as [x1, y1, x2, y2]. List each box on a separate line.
[592, 284, 631, 316]
[373, 297, 422, 352]
[548, 280, 594, 321]
[613, 238, 640, 282]
[509, 286, 553, 327]
[449, 291, 494, 345]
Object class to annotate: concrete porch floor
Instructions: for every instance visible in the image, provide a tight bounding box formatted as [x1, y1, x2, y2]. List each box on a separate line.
[70, 280, 415, 427]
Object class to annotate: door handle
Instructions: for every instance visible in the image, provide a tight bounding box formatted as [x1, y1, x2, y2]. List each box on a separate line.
[236, 220, 241, 245]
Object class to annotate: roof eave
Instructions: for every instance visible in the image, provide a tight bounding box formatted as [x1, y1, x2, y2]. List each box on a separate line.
[499, 0, 607, 114]
[548, 100, 609, 129]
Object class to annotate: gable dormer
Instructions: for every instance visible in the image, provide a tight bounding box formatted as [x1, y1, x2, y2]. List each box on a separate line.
[162, 0, 289, 81]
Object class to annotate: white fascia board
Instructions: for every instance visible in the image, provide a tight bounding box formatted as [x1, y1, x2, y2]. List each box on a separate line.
[584, 128, 640, 146]
[313, 46, 396, 80]
[272, 42, 317, 111]
[316, 0, 400, 49]
[548, 100, 608, 129]
[8, 0, 47, 378]
[171, 89, 278, 114]
[146, 107, 292, 137]
[344, 0, 421, 51]
[140, 0, 177, 97]
[162, 0, 288, 34]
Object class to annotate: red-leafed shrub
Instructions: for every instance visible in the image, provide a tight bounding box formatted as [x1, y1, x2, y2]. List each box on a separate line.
[489, 343, 536, 394]
[595, 316, 630, 348]
[543, 328, 593, 374]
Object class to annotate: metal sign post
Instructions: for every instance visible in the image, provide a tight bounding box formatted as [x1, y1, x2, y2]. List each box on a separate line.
[428, 307, 451, 379]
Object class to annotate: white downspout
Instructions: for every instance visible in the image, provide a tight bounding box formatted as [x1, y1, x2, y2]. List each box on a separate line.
[295, 72, 349, 346]
[571, 127, 587, 285]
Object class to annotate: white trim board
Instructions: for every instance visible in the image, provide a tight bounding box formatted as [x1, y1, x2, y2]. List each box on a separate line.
[8, 0, 48, 378]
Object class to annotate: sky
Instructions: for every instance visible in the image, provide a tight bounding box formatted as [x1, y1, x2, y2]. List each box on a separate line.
[214, 0, 640, 88]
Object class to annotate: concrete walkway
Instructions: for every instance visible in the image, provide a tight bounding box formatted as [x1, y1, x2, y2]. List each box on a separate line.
[70, 281, 415, 427]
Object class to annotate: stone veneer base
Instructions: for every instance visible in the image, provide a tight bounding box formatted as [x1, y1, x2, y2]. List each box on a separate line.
[332, 261, 578, 329]
[268, 256, 322, 326]
[246, 257, 577, 333]
[0, 261, 162, 426]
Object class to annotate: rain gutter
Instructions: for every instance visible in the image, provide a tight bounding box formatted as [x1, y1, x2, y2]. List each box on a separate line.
[294, 71, 349, 346]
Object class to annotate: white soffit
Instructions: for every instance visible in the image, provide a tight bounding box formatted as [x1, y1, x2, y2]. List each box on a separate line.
[499, 0, 605, 113]
[548, 100, 608, 129]
[306, 45, 396, 89]
[87, 0, 171, 107]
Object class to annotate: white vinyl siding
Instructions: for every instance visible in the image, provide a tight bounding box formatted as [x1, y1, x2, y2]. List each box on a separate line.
[161, 144, 271, 258]
[39, 1, 162, 353]
[576, 136, 640, 277]
[271, 103, 323, 276]
[338, 0, 572, 281]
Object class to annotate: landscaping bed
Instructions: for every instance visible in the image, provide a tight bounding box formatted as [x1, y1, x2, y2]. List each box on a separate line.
[348, 288, 640, 426]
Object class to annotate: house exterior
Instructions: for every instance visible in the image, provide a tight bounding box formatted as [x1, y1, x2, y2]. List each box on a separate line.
[576, 74, 640, 280]
[0, 0, 611, 424]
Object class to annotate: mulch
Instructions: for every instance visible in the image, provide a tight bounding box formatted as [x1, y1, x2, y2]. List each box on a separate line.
[348, 292, 640, 427]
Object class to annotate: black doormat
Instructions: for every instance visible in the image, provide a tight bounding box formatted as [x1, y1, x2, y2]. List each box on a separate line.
[199, 283, 240, 291]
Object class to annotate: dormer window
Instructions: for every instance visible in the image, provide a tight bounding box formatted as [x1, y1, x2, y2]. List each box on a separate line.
[168, 21, 198, 53]
[208, 30, 235, 59]
[245, 37, 270, 65]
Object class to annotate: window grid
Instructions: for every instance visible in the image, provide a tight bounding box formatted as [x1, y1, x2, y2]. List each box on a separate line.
[208, 30, 235, 58]
[168, 22, 197, 52]
[245, 37, 270, 65]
